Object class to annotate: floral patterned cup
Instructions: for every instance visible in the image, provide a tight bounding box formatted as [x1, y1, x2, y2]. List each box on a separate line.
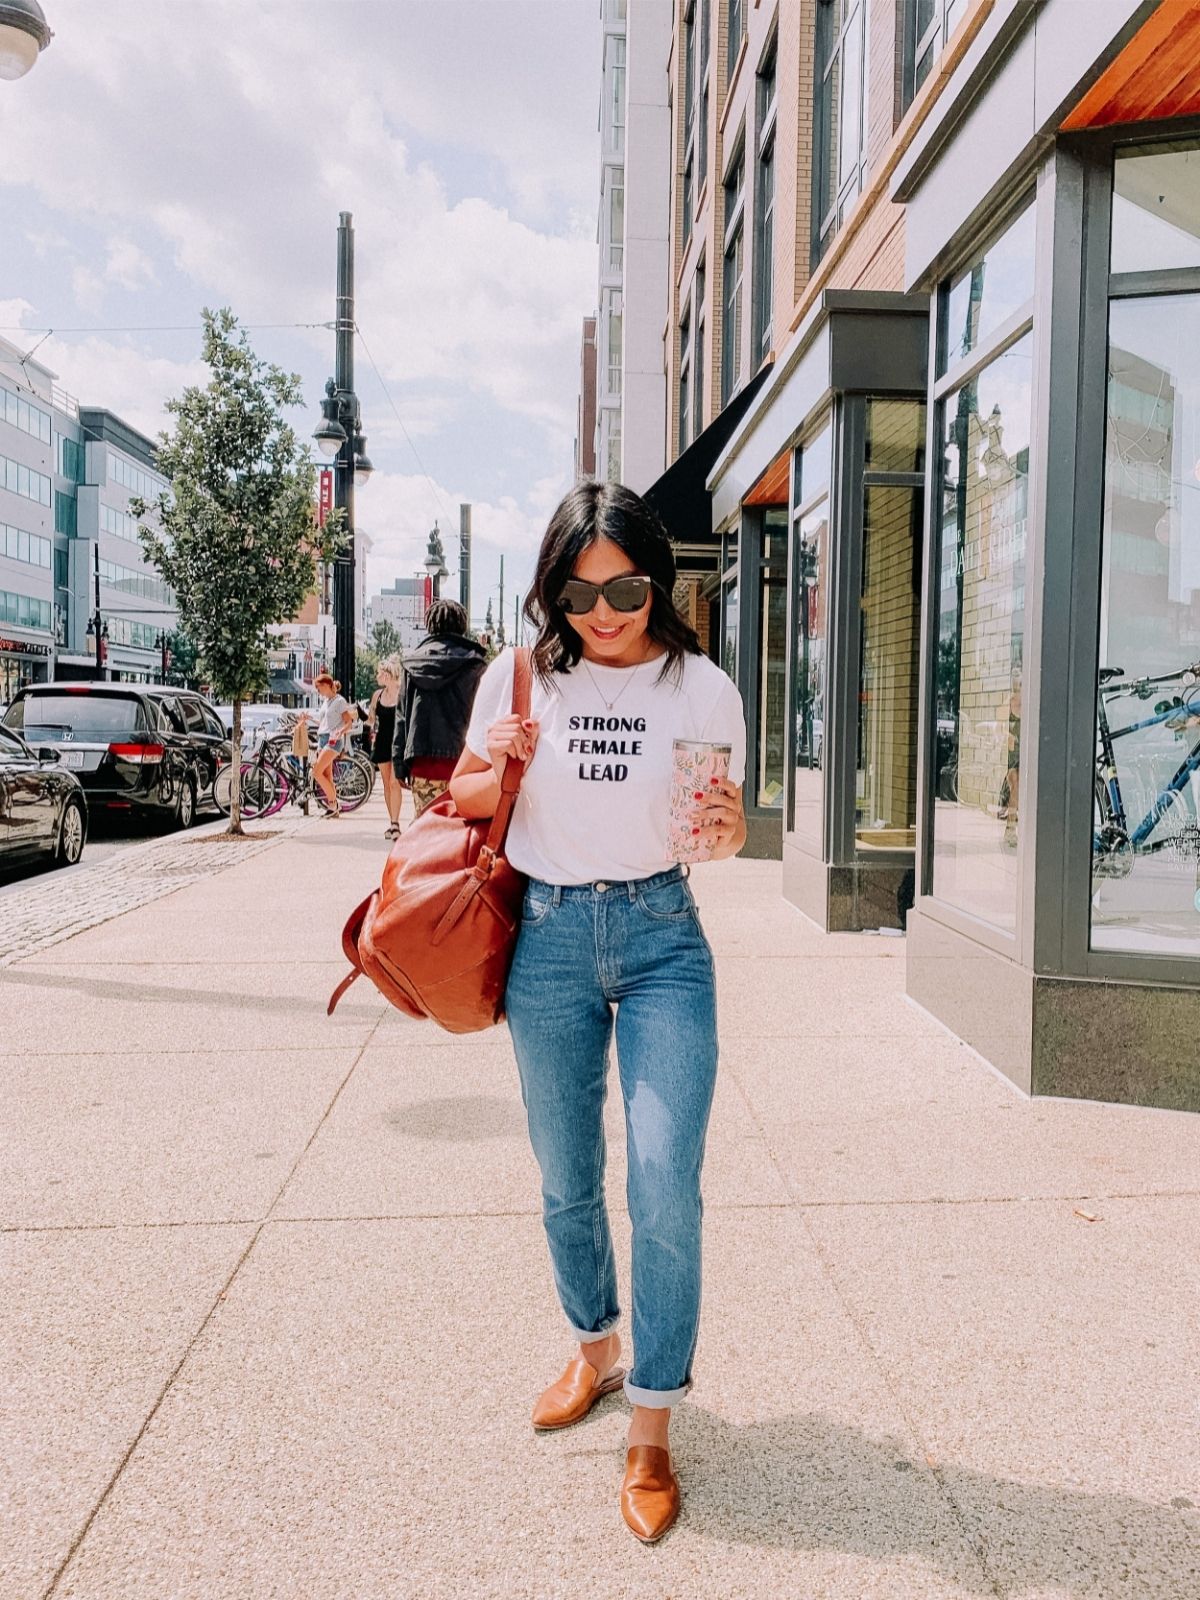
[667, 740, 732, 863]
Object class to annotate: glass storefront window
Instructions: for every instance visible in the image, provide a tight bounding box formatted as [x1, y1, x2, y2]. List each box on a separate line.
[943, 203, 1035, 375]
[857, 397, 924, 852]
[722, 576, 739, 682]
[865, 397, 926, 475]
[790, 422, 832, 841]
[1111, 143, 1200, 275]
[757, 510, 788, 808]
[931, 333, 1032, 931]
[1092, 293, 1200, 956]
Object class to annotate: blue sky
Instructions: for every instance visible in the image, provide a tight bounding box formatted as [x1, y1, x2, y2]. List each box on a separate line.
[0, 0, 603, 627]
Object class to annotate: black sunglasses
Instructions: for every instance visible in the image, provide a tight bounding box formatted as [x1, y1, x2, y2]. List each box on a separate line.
[557, 576, 654, 615]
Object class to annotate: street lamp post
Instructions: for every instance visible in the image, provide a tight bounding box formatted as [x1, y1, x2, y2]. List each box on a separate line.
[313, 211, 373, 697]
[0, 0, 51, 80]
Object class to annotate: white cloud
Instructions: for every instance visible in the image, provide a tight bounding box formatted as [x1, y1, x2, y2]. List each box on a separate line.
[40, 337, 208, 442]
[104, 236, 156, 290]
[0, 298, 36, 329]
[0, 0, 599, 449]
[70, 264, 103, 313]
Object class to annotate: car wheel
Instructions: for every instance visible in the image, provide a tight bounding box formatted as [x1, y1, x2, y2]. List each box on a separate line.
[55, 798, 86, 867]
[174, 776, 196, 831]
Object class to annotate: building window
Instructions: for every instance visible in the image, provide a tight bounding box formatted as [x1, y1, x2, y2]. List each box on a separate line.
[698, 0, 711, 194]
[679, 311, 692, 454]
[857, 402, 926, 852]
[903, 0, 970, 110]
[607, 303, 623, 397]
[727, 0, 745, 83]
[609, 173, 625, 272]
[790, 421, 832, 842]
[54, 490, 76, 538]
[606, 415, 622, 483]
[684, 1, 696, 136]
[683, 154, 694, 248]
[757, 509, 789, 808]
[100, 502, 140, 542]
[1092, 139, 1200, 958]
[753, 41, 777, 366]
[55, 433, 84, 483]
[694, 263, 707, 436]
[813, 0, 869, 266]
[2, 389, 52, 444]
[0, 589, 52, 631]
[1, 455, 52, 507]
[107, 452, 162, 502]
[1, 523, 52, 568]
[608, 34, 626, 154]
[722, 146, 745, 408]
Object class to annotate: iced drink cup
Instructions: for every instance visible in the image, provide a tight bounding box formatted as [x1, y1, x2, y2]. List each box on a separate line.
[667, 739, 732, 863]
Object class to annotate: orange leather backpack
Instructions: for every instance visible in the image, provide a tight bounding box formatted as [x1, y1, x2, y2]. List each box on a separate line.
[328, 648, 532, 1033]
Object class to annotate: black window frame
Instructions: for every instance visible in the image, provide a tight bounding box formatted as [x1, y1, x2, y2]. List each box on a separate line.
[722, 138, 746, 408]
[753, 34, 778, 367]
[727, 0, 745, 83]
[900, 0, 970, 114]
[812, 0, 869, 268]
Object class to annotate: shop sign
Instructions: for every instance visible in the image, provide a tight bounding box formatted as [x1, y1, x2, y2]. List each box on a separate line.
[0, 636, 52, 657]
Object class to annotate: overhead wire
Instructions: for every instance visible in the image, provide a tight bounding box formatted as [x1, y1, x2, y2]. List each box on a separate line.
[353, 321, 456, 541]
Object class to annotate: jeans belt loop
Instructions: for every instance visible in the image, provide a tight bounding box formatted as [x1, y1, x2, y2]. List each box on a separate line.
[627, 879, 637, 902]
[552, 884, 563, 907]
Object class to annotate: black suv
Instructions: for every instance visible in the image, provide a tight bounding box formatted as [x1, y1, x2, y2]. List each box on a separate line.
[3, 683, 230, 830]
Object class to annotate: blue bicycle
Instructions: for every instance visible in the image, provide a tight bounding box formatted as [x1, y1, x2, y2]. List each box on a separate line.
[1094, 662, 1200, 910]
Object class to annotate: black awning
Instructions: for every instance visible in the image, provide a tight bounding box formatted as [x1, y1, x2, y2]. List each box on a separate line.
[644, 364, 772, 546]
[268, 677, 309, 697]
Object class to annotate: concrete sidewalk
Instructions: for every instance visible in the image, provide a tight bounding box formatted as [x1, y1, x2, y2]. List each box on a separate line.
[4, 792, 1199, 1599]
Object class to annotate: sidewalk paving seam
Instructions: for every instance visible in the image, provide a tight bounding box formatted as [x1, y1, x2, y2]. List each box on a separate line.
[41, 1004, 385, 1600]
[719, 1056, 1006, 1598]
[4, 814, 313, 970]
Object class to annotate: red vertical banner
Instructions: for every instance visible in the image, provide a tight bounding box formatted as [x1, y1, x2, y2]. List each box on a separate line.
[318, 469, 333, 527]
[423, 576, 433, 612]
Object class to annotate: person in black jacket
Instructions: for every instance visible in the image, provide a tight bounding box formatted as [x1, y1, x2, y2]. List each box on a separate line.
[392, 599, 488, 814]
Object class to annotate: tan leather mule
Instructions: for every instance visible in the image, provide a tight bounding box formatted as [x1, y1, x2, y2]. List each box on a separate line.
[619, 1445, 680, 1543]
[531, 1355, 626, 1432]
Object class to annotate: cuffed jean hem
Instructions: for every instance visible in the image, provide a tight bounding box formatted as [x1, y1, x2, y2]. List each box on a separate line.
[623, 1378, 690, 1409]
[569, 1319, 620, 1344]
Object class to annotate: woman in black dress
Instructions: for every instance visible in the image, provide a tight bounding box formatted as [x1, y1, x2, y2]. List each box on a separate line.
[368, 657, 403, 838]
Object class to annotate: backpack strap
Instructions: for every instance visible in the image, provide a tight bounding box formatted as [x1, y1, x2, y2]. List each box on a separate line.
[479, 647, 531, 870]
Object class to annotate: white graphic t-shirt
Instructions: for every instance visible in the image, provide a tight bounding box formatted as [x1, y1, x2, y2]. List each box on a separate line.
[465, 647, 747, 885]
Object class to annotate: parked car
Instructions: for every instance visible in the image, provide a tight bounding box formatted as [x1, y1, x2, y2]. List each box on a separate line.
[0, 723, 87, 869]
[3, 684, 230, 830]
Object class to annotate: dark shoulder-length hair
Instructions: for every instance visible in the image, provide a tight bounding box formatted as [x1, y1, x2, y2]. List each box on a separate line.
[524, 481, 702, 682]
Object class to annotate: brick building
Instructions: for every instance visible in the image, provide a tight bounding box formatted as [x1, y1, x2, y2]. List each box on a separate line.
[624, 0, 1200, 1111]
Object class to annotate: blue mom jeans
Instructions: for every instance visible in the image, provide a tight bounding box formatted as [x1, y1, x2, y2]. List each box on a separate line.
[505, 865, 718, 1408]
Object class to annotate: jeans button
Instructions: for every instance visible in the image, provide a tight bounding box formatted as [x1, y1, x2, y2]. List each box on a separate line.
[595, 881, 608, 893]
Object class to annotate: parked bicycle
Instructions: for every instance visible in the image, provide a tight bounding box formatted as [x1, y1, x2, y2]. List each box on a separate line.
[1094, 662, 1200, 907]
[212, 726, 371, 819]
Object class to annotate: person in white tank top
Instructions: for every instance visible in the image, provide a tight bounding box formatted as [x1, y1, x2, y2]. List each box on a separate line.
[451, 482, 746, 1543]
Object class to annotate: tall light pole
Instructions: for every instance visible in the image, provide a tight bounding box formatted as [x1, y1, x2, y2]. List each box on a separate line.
[313, 212, 373, 696]
[0, 0, 52, 80]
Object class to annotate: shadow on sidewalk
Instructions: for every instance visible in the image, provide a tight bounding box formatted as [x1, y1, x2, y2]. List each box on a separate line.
[0, 967, 381, 1020]
[672, 1407, 1196, 1593]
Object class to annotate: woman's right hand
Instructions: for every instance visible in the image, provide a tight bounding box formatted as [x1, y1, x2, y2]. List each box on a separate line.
[486, 715, 539, 777]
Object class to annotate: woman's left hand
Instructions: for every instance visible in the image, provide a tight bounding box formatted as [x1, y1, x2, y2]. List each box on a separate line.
[692, 778, 746, 861]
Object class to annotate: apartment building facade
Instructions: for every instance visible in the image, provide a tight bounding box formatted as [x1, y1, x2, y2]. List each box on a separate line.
[639, 0, 1200, 1112]
[0, 339, 172, 696]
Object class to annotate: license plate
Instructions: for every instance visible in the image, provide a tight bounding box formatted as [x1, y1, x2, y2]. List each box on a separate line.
[62, 750, 85, 769]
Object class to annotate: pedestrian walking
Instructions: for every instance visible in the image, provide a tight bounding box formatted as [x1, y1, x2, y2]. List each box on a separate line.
[449, 482, 746, 1544]
[368, 656, 404, 838]
[312, 671, 353, 817]
[392, 599, 487, 814]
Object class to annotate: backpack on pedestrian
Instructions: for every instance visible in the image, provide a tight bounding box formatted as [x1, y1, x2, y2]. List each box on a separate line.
[327, 648, 532, 1033]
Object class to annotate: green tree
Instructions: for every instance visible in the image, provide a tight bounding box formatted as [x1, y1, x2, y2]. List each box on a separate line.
[370, 618, 402, 660]
[355, 647, 380, 702]
[134, 308, 344, 832]
[162, 626, 201, 688]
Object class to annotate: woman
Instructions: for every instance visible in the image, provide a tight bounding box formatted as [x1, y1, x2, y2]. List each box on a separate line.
[392, 599, 488, 814]
[450, 482, 746, 1544]
[368, 657, 404, 839]
[312, 671, 353, 817]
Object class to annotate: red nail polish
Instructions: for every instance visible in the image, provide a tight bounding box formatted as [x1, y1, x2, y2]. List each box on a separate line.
[693, 791, 704, 800]
[692, 827, 700, 835]
[710, 777, 720, 786]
